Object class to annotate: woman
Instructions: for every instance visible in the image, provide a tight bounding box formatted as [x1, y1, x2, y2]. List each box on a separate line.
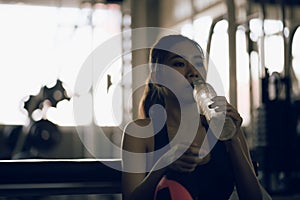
[121, 34, 263, 200]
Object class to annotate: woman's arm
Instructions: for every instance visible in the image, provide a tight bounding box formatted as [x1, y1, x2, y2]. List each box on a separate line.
[122, 168, 167, 200]
[225, 128, 263, 200]
[121, 120, 167, 200]
[210, 96, 263, 200]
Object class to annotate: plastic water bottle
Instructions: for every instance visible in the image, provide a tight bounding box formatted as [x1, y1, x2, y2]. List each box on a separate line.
[193, 78, 236, 141]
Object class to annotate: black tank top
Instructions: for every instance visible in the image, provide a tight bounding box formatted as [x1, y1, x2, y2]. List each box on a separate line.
[154, 116, 235, 200]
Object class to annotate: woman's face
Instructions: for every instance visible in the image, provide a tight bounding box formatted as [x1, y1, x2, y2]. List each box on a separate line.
[168, 41, 206, 82]
[157, 40, 206, 103]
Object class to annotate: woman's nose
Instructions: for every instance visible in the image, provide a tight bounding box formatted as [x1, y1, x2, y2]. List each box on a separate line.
[186, 65, 200, 82]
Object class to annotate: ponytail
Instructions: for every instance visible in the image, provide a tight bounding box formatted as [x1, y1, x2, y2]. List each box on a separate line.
[138, 81, 165, 119]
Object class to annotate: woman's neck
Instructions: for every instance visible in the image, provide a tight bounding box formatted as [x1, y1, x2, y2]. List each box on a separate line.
[164, 94, 181, 125]
[165, 97, 196, 127]
[165, 98, 202, 145]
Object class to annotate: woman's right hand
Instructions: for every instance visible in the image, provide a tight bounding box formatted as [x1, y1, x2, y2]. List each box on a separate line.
[159, 142, 210, 173]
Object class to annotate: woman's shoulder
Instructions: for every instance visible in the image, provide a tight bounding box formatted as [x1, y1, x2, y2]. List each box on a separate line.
[122, 118, 154, 150]
[124, 118, 152, 131]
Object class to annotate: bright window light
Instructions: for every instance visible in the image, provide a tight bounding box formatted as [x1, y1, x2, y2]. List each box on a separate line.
[0, 4, 122, 126]
[236, 28, 250, 126]
[264, 35, 284, 74]
[181, 23, 194, 39]
[292, 27, 300, 93]
[193, 16, 213, 53]
[208, 20, 229, 98]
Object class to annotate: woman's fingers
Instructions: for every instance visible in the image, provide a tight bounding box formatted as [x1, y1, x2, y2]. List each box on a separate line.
[210, 96, 227, 106]
[170, 153, 210, 172]
[181, 153, 202, 163]
[168, 163, 195, 173]
[168, 144, 211, 173]
[209, 96, 243, 127]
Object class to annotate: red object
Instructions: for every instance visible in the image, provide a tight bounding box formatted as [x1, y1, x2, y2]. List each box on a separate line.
[154, 176, 193, 200]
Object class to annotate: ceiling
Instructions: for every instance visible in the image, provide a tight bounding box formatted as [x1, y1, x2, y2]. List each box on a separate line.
[250, 0, 300, 6]
[0, 0, 122, 7]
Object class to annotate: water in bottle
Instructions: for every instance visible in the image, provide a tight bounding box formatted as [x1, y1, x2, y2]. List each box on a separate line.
[192, 78, 236, 141]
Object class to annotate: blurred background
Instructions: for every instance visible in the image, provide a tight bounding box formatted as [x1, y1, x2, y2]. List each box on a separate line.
[0, 0, 300, 199]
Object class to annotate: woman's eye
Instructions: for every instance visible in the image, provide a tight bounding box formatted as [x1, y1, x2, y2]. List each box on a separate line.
[172, 62, 185, 67]
[195, 62, 204, 68]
